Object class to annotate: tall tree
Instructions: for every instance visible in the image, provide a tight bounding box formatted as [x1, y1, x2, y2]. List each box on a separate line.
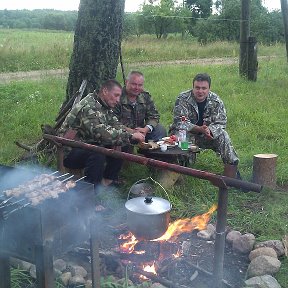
[66, 0, 125, 100]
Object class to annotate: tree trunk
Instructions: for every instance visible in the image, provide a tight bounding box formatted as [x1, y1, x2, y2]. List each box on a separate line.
[252, 153, 278, 189]
[66, 0, 125, 100]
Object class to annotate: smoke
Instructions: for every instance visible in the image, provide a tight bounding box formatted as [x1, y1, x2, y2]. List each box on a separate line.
[0, 163, 128, 260]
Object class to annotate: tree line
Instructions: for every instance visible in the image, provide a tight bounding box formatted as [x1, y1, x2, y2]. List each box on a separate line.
[0, 0, 284, 44]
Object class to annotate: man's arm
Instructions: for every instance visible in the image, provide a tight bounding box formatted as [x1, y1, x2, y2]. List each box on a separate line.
[143, 92, 160, 128]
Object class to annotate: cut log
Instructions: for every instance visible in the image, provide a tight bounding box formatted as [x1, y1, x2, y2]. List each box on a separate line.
[252, 153, 278, 188]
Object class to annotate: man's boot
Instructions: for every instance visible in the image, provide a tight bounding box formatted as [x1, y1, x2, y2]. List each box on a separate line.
[223, 164, 238, 178]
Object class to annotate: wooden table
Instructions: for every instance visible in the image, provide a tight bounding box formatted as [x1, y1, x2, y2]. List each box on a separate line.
[138, 145, 200, 167]
[138, 145, 200, 188]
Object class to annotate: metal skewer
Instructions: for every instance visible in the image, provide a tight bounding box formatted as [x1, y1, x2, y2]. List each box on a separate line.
[3, 203, 30, 220]
[56, 173, 70, 178]
[1, 198, 26, 208]
[0, 196, 14, 207]
[75, 176, 87, 183]
[61, 175, 74, 182]
[49, 170, 59, 175]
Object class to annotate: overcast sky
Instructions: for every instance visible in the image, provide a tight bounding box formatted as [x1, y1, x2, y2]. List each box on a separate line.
[0, 0, 281, 12]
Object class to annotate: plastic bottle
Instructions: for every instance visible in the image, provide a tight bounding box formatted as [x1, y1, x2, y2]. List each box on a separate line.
[178, 116, 188, 150]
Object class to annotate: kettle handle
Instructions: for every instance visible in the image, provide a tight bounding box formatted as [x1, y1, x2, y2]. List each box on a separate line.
[127, 177, 170, 202]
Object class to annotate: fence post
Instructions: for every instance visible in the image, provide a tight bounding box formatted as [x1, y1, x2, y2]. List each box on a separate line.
[247, 36, 258, 81]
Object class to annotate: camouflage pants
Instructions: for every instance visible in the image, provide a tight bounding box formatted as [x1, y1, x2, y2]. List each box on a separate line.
[193, 130, 239, 165]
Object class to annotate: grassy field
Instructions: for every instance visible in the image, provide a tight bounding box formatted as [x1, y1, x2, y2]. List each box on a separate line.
[0, 29, 286, 72]
[0, 29, 288, 286]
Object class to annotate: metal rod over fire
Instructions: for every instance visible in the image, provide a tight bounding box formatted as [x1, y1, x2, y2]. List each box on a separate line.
[43, 135, 262, 192]
[43, 135, 262, 288]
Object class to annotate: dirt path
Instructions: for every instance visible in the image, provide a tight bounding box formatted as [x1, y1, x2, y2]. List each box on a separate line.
[0, 56, 274, 84]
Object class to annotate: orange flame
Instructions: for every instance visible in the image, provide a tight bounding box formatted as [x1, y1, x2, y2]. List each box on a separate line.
[154, 204, 217, 242]
[119, 231, 139, 253]
[119, 204, 217, 253]
[140, 262, 157, 279]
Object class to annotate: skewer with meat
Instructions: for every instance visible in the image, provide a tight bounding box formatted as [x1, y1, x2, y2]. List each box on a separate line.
[2, 173, 69, 198]
[27, 180, 76, 206]
[3, 174, 58, 197]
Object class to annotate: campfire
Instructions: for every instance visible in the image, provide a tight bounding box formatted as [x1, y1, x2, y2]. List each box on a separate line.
[118, 204, 218, 282]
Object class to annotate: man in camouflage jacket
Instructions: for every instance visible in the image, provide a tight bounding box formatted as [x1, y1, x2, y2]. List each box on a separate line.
[59, 79, 144, 186]
[170, 73, 240, 178]
[113, 71, 166, 142]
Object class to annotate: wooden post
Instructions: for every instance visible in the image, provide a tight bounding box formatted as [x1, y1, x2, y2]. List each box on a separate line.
[239, 0, 250, 77]
[252, 154, 278, 188]
[247, 36, 258, 81]
[281, 0, 288, 62]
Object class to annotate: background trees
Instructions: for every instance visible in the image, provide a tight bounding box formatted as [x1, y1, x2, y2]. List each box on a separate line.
[0, 0, 284, 44]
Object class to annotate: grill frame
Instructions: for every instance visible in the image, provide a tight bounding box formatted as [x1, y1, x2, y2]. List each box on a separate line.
[0, 164, 97, 288]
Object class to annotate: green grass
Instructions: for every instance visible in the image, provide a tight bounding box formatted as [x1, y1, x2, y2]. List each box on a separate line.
[0, 29, 286, 72]
[1, 31, 288, 287]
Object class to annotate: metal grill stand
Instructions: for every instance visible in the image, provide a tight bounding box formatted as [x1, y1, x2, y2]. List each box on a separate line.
[43, 135, 262, 288]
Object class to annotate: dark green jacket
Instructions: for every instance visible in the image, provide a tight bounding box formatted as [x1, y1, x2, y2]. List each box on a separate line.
[59, 92, 132, 146]
[113, 88, 160, 129]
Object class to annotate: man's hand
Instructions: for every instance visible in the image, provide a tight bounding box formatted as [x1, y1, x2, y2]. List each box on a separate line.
[131, 131, 145, 143]
[193, 125, 213, 140]
[135, 126, 150, 136]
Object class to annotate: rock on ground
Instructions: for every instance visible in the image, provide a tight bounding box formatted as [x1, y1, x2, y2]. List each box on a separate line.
[249, 247, 278, 261]
[244, 274, 281, 288]
[247, 255, 281, 278]
[254, 240, 285, 257]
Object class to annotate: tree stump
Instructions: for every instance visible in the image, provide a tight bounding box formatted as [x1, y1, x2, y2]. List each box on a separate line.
[252, 154, 278, 188]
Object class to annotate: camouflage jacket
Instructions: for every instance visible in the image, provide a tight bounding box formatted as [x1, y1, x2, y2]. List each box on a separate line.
[59, 92, 132, 146]
[170, 90, 227, 139]
[113, 88, 160, 129]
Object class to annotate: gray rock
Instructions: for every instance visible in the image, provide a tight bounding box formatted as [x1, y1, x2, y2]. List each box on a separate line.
[60, 272, 72, 286]
[70, 265, 88, 278]
[226, 230, 242, 244]
[249, 247, 278, 261]
[29, 264, 36, 279]
[233, 233, 256, 254]
[245, 274, 281, 288]
[53, 258, 67, 272]
[54, 268, 62, 278]
[247, 256, 281, 278]
[150, 283, 167, 288]
[85, 280, 93, 288]
[197, 224, 216, 240]
[10, 258, 32, 271]
[254, 240, 285, 257]
[69, 275, 86, 285]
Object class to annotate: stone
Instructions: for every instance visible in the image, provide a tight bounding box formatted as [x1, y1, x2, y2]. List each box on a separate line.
[247, 256, 281, 278]
[150, 283, 167, 288]
[249, 247, 278, 261]
[85, 280, 93, 288]
[60, 272, 72, 286]
[29, 264, 36, 279]
[53, 258, 67, 272]
[197, 224, 216, 240]
[70, 265, 88, 278]
[226, 230, 242, 244]
[10, 258, 32, 271]
[245, 274, 281, 288]
[233, 233, 256, 254]
[254, 240, 285, 257]
[69, 275, 86, 285]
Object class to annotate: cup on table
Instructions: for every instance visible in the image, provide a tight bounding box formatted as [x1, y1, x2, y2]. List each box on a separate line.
[160, 144, 168, 152]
